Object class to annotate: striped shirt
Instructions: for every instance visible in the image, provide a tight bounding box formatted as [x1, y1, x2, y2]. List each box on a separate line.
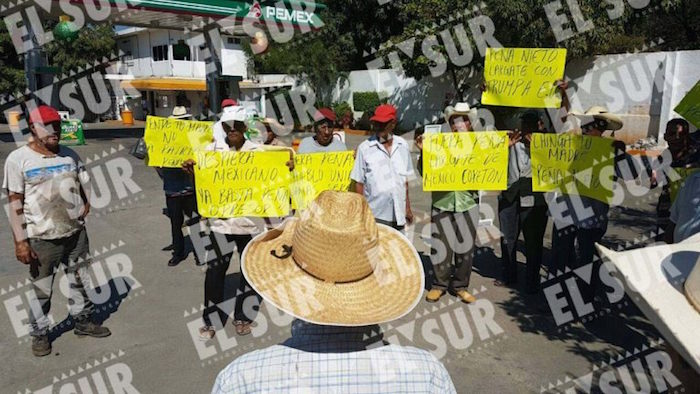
[212, 320, 456, 393]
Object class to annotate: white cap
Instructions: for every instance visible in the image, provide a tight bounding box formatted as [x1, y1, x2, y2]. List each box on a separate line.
[220, 106, 247, 123]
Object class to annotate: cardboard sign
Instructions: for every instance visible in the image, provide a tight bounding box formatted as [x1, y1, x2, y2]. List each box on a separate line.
[674, 80, 700, 129]
[531, 133, 615, 203]
[194, 151, 291, 218]
[482, 48, 567, 108]
[422, 132, 509, 191]
[144, 116, 213, 167]
[291, 151, 355, 210]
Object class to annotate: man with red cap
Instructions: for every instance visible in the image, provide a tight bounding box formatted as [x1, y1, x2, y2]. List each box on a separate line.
[221, 98, 238, 110]
[351, 104, 414, 230]
[297, 107, 347, 153]
[2, 105, 111, 357]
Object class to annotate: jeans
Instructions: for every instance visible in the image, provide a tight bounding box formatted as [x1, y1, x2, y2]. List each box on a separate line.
[202, 232, 255, 326]
[165, 193, 196, 258]
[498, 197, 548, 290]
[429, 207, 478, 291]
[551, 224, 606, 301]
[28, 227, 94, 336]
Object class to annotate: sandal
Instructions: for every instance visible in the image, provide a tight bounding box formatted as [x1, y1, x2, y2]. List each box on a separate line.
[233, 320, 252, 336]
[199, 326, 215, 340]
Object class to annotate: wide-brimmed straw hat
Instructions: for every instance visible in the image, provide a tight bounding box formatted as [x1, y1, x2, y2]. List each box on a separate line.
[170, 106, 191, 119]
[570, 106, 623, 131]
[241, 191, 424, 326]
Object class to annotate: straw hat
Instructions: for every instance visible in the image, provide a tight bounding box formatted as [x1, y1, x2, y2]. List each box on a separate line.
[241, 191, 424, 326]
[570, 106, 623, 131]
[170, 106, 191, 119]
[443, 102, 477, 122]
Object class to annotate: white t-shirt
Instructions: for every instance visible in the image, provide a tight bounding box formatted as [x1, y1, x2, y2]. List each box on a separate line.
[297, 136, 347, 153]
[3, 145, 89, 240]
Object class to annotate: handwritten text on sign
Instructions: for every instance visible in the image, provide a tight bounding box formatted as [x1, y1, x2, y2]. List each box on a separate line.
[144, 116, 213, 167]
[291, 151, 355, 210]
[482, 48, 567, 108]
[531, 133, 615, 203]
[423, 132, 509, 191]
[194, 151, 291, 218]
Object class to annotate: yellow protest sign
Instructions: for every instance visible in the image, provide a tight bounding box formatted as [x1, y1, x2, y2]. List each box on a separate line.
[144, 116, 213, 167]
[482, 48, 567, 108]
[291, 151, 355, 210]
[194, 151, 291, 218]
[531, 133, 615, 203]
[422, 132, 509, 191]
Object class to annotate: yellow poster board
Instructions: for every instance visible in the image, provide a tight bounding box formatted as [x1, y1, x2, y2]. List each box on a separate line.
[291, 151, 355, 210]
[482, 48, 567, 108]
[194, 151, 291, 218]
[144, 116, 213, 167]
[422, 132, 509, 191]
[531, 133, 615, 203]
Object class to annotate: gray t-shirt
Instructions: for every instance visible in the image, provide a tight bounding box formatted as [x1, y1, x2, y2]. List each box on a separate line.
[3, 145, 89, 240]
[297, 136, 347, 153]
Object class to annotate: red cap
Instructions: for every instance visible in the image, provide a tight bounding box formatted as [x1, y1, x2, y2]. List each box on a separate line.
[221, 99, 238, 108]
[317, 107, 336, 122]
[370, 104, 397, 123]
[28, 105, 61, 125]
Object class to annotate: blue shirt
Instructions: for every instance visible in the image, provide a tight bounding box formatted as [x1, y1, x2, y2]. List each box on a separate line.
[350, 136, 414, 225]
[212, 320, 456, 393]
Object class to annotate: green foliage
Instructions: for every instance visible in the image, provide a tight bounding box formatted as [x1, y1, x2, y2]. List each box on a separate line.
[332, 101, 352, 119]
[352, 91, 385, 112]
[44, 23, 116, 74]
[0, 20, 27, 95]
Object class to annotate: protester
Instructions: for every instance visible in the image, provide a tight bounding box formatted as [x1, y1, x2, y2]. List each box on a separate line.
[496, 110, 549, 294]
[351, 104, 414, 230]
[666, 171, 700, 243]
[550, 106, 636, 302]
[297, 107, 347, 153]
[160, 106, 198, 266]
[212, 191, 456, 393]
[416, 103, 479, 303]
[261, 118, 287, 147]
[183, 107, 293, 338]
[655, 119, 700, 238]
[3, 105, 111, 357]
[221, 98, 237, 110]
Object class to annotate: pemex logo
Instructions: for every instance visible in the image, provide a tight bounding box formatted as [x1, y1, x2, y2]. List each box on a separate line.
[248, 1, 262, 18]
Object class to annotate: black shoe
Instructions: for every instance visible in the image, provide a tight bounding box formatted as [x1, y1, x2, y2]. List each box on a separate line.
[168, 255, 185, 266]
[74, 321, 112, 338]
[32, 335, 51, 357]
[162, 244, 174, 251]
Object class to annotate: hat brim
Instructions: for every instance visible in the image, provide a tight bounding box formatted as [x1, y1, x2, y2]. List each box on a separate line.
[369, 115, 396, 123]
[241, 219, 424, 326]
[169, 114, 192, 119]
[571, 113, 623, 131]
[447, 111, 476, 121]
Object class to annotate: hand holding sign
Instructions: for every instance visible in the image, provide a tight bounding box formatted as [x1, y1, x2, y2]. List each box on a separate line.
[144, 116, 213, 167]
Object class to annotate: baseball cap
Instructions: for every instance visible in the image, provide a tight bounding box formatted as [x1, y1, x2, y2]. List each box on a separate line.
[29, 105, 61, 125]
[221, 98, 238, 108]
[370, 104, 397, 123]
[317, 107, 336, 123]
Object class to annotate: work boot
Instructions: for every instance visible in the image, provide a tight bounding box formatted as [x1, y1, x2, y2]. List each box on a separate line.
[74, 320, 112, 338]
[456, 290, 476, 304]
[425, 288, 445, 302]
[32, 335, 51, 357]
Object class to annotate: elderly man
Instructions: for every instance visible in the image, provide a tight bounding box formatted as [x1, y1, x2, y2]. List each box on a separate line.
[212, 191, 456, 393]
[3, 105, 111, 357]
[297, 107, 347, 153]
[351, 104, 414, 230]
[416, 103, 479, 304]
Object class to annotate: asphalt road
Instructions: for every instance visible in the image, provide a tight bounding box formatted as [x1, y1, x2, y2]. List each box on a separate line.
[0, 130, 697, 393]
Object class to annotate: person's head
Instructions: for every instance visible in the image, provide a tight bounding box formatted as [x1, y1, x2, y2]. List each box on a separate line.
[28, 105, 62, 151]
[573, 106, 623, 137]
[314, 108, 336, 146]
[520, 110, 540, 134]
[241, 191, 424, 327]
[537, 119, 547, 131]
[664, 118, 691, 156]
[221, 98, 237, 110]
[220, 107, 248, 148]
[370, 104, 397, 143]
[443, 103, 474, 132]
[414, 126, 425, 147]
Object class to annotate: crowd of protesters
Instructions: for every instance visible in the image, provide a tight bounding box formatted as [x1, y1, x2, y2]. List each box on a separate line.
[4, 83, 700, 392]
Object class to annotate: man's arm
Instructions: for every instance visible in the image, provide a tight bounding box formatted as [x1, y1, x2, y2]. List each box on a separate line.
[405, 181, 413, 224]
[7, 192, 37, 264]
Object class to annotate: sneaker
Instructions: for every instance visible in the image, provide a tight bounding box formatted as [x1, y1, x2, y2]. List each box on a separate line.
[32, 335, 51, 357]
[456, 290, 476, 303]
[74, 321, 112, 338]
[425, 289, 445, 303]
